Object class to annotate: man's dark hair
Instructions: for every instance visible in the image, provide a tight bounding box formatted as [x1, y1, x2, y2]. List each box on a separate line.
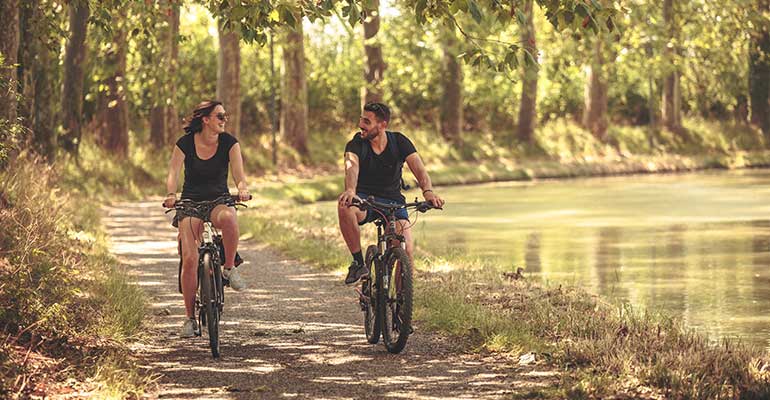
[363, 102, 390, 123]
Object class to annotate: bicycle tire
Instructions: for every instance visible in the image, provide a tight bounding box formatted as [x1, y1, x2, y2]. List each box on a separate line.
[363, 245, 381, 344]
[200, 251, 221, 358]
[382, 246, 413, 354]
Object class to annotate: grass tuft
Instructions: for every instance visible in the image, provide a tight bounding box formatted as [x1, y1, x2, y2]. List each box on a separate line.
[238, 190, 770, 399]
[0, 152, 147, 397]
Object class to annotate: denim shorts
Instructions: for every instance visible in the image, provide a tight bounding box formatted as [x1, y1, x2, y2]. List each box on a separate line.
[357, 192, 409, 225]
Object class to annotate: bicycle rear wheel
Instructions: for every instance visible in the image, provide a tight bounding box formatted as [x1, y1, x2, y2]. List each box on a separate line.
[382, 247, 413, 354]
[200, 251, 221, 358]
[363, 245, 381, 344]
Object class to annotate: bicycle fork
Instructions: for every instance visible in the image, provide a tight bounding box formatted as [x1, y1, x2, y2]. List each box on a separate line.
[356, 256, 378, 310]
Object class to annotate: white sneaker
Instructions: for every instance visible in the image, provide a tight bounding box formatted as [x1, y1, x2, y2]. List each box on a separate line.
[223, 267, 246, 291]
[180, 318, 197, 338]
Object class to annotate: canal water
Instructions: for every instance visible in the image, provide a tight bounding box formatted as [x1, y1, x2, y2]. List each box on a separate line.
[410, 169, 770, 347]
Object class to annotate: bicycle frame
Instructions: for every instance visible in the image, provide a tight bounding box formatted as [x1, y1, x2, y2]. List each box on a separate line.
[373, 212, 407, 298]
[355, 197, 438, 353]
[198, 222, 225, 313]
[166, 195, 249, 357]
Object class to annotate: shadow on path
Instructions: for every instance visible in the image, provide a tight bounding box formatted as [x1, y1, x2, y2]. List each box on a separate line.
[104, 200, 558, 399]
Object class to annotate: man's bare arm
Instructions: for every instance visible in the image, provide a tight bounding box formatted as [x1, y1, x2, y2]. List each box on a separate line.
[406, 153, 445, 208]
[339, 152, 360, 206]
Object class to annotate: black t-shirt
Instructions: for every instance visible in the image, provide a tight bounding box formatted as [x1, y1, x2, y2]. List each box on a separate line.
[344, 131, 417, 201]
[176, 132, 238, 201]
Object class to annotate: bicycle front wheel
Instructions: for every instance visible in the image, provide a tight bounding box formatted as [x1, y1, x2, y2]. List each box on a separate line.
[200, 251, 221, 358]
[382, 246, 413, 354]
[363, 245, 381, 344]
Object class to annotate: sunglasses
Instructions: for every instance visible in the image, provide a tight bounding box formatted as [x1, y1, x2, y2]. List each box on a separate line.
[211, 112, 228, 122]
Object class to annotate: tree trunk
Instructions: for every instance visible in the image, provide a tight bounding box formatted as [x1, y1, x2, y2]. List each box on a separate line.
[440, 27, 463, 142]
[516, 0, 538, 143]
[150, 105, 166, 146]
[60, 0, 89, 155]
[96, 17, 129, 158]
[151, 1, 181, 146]
[749, 0, 770, 137]
[32, 45, 56, 160]
[662, 0, 682, 131]
[583, 36, 609, 142]
[362, 0, 385, 106]
[0, 0, 19, 126]
[217, 25, 241, 137]
[166, 3, 181, 143]
[18, 0, 35, 135]
[17, 0, 56, 159]
[280, 25, 309, 156]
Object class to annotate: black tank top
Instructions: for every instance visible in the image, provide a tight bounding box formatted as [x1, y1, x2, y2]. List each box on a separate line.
[175, 132, 238, 201]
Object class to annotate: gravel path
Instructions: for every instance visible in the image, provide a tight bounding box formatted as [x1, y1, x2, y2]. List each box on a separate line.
[103, 200, 558, 399]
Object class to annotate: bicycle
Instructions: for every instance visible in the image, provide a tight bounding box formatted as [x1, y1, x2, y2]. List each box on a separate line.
[164, 194, 249, 358]
[352, 197, 439, 353]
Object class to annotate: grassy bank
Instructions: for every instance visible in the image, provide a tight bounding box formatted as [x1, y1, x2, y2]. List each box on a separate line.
[250, 150, 770, 204]
[0, 154, 150, 398]
[237, 198, 770, 399]
[246, 118, 770, 204]
[2, 116, 766, 397]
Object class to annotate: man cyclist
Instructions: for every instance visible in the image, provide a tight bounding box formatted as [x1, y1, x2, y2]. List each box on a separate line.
[337, 102, 445, 284]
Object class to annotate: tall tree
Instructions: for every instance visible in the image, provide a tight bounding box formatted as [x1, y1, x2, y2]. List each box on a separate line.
[516, 0, 538, 143]
[217, 25, 241, 137]
[0, 0, 19, 126]
[95, 12, 129, 158]
[151, 1, 181, 146]
[280, 25, 309, 156]
[440, 26, 463, 142]
[166, 3, 181, 143]
[662, 0, 682, 131]
[18, 0, 57, 159]
[749, 0, 770, 136]
[362, 0, 384, 105]
[60, 0, 89, 155]
[583, 35, 609, 141]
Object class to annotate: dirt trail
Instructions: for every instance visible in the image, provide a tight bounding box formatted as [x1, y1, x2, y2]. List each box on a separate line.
[103, 200, 557, 399]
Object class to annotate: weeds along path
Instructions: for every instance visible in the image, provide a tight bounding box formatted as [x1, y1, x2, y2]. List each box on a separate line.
[103, 200, 558, 399]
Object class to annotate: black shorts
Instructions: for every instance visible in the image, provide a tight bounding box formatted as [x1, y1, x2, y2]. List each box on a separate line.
[172, 197, 234, 228]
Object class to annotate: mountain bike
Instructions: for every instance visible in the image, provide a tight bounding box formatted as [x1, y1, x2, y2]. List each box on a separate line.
[164, 194, 249, 358]
[352, 197, 439, 353]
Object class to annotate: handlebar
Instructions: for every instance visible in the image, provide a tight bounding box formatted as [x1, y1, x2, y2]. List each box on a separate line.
[162, 194, 252, 211]
[351, 196, 441, 213]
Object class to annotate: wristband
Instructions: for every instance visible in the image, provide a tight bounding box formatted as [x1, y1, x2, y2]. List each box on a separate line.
[422, 189, 433, 194]
[166, 192, 175, 197]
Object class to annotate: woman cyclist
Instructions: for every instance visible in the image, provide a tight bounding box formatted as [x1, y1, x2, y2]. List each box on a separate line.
[163, 100, 250, 337]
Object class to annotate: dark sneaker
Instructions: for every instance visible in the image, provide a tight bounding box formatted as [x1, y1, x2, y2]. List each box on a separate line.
[344, 261, 368, 285]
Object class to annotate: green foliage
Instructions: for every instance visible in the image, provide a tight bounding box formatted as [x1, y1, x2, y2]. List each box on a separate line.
[237, 188, 770, 398]
[60, 137, 163, 201]
[0, 154, 147, 396]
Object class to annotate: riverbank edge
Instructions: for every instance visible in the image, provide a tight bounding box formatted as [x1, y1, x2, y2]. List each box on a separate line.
[238, 151, 770, 398]
[252, 150, 770, 204]
[238, 211, 770, 399]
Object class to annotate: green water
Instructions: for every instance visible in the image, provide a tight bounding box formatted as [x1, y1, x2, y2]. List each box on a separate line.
[407, 169, 770, 347]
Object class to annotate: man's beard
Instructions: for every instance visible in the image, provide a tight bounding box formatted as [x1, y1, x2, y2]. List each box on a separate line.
[360, 128, 378, 140]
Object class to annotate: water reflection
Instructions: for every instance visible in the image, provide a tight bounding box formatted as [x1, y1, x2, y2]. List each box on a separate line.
[524, 232, 541, 273]
[595, 227, 623, 298]
[411, 169, 770, 347]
